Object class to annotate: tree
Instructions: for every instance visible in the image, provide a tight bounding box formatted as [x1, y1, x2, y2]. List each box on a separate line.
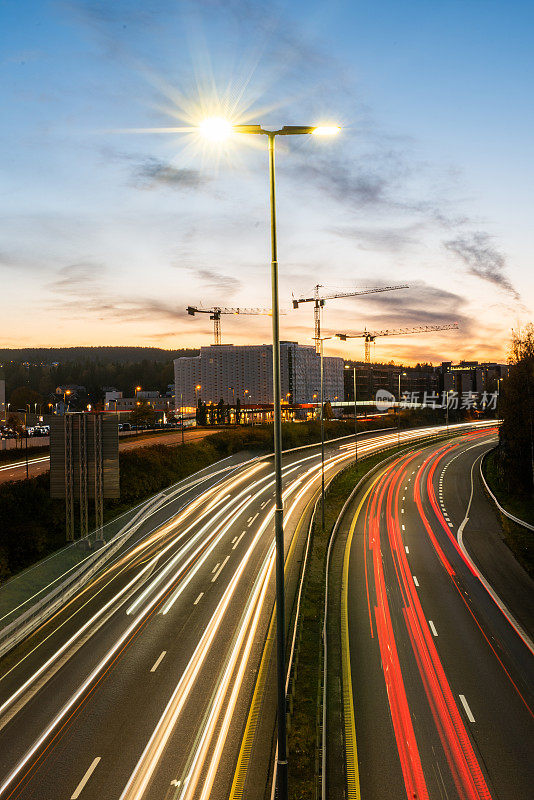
[9, 386, 43, 411]
[130, 402, 156, 427]
[499, 325, 534, 495]
[7, 413, 24, 437]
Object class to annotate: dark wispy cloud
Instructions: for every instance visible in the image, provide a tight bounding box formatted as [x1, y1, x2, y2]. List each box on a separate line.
[132, 157, 207, 189]
[47, 262, 106, 295]
[47, 261, 189, 324]
[443, 232, 519, 298]
[331, 281, 471, 331]
[195, 268, 241, 294]
[331, 223, 422, 251]
[291, 156, 390, 209]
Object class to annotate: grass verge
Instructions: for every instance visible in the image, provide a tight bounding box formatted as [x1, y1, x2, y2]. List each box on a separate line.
[482, 448, 534, 578]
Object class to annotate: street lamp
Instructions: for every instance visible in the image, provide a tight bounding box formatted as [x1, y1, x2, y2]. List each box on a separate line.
[345, 364, 358, 466]
[200, 118, 340, 800]
[316, 336, 332, 532]
[398, 372, 407, 446]
[63, 389, 71, 413]
[445, 388, 454, 431]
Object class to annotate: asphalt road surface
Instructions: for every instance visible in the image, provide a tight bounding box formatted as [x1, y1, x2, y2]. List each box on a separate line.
[0, 422, 496, 800]
[337, 429, 533, 800]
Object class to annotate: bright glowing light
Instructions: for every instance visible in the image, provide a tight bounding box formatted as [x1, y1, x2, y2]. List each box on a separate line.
[199, 117, 233, 141]
[312, 125, 341, 136]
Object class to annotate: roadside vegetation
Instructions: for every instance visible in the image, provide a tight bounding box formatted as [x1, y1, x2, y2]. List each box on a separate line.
[482, 324, 534, 575]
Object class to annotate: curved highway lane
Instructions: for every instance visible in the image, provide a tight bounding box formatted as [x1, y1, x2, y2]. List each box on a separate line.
[339, 429, 534, 800]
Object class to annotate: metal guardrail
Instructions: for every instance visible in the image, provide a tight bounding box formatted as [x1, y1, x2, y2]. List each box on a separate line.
[480, 450, 534, 532]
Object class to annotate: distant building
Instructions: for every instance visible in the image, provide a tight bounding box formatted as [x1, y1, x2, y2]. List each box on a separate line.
[441, 361, 508, 395]
[174, 343, 344, 407]
[343, 363, 440, 402]
[104, 390, 173, 412]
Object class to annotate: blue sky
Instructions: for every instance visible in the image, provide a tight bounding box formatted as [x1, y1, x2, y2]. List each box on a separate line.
[1, 0, 533, 363]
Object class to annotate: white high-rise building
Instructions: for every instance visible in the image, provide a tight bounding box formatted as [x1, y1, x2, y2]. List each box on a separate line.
[174, 343, 344, 407]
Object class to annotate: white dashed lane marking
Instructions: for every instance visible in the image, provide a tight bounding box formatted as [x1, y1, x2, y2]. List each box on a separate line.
[428, 621, 438, 637]
[211, 555, 230, 583]
[71, 757, 101, 799]
[194, 592, 204, 605]
[405, 546, 409, 554]
[413, 575, 419, 587]
[150, 651, 167, 672]
[459, 694, 475, 722]
[232, 531, 246, 550]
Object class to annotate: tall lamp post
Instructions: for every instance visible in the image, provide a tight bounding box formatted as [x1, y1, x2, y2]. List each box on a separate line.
[445, 388, 453, 431]
[317, 336, 332, 531]
[398, 372, 407, 446]
[345, 364, 358, 465]
[199, 118, 340, 800]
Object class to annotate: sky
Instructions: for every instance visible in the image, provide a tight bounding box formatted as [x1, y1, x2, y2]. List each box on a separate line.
[1, 0, 533, 365]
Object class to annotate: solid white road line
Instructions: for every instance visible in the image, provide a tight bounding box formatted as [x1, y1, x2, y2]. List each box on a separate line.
[194, 592, 204, 605]
[459, 694, 475, 722]
[211, 556, 230, 583]
[150, 651, 167, 673]
[71, 757, 101, 799]
[413, 575, 419, 587]
[428, 620, 438, 637]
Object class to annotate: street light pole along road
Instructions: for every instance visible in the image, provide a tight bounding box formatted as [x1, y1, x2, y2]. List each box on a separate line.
[200, 119, 340, 800]
[345, 364, 358, 466]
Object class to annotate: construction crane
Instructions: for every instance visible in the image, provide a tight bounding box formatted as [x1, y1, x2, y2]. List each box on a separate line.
[186, 305, 280, 345]
[336, 323, 459, 364]
[292, 284, 409, 353]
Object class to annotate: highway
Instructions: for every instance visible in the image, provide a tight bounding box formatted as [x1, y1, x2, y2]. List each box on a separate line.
[335, 429, 533, 800]
[0, 423, 490, 800]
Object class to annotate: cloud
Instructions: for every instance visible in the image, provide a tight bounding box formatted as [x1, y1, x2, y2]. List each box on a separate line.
[47, 262, 106, 295]
[46, 262, 189, 324]
[195, 268, 241, 294]
[444, 232, 519, 298]
[291, 156, 389, 209]
[329, 281, 471, 331]
[132, 158, 207, 189]
[331, 223, 422, 251]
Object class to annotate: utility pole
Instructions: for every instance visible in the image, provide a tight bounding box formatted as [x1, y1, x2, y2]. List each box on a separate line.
[345, 365, 358, 465]
[181, 392, 184, 445]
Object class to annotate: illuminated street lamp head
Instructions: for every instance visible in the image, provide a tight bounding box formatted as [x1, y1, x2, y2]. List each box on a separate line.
[312, 125, 341, 136]
[199, 117, 233, 141]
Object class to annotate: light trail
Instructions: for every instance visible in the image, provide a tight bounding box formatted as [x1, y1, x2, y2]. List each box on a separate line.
[123, 451, 345, 800]
[0, 422, 496, 799]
